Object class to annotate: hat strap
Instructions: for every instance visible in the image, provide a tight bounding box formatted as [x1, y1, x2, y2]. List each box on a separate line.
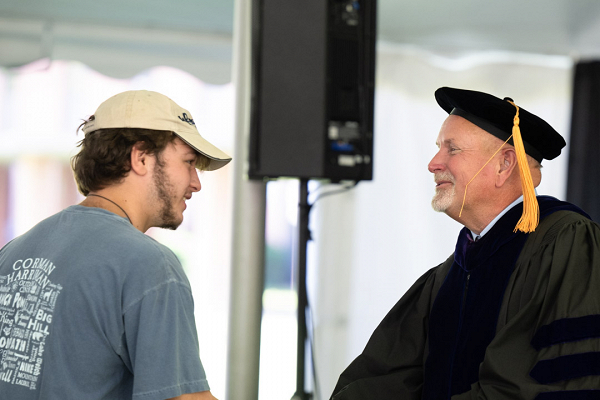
[458, 135, 513, 218]
[507, 100, 539, 233]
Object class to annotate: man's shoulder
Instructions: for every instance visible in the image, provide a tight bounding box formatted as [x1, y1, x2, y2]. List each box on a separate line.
[534, 207, 595, 243]
[517, 207, 598, 266]
[62, 205, 175, 254]
[537, 196, 591, 222]
[4, 205, 181, 275]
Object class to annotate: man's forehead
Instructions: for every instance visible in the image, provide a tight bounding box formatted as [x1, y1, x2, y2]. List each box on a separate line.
[436, 115, 488, 145]
[172, 136, 199, 156]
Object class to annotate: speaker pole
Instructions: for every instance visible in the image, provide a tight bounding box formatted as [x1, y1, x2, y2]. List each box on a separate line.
[292, 178, 312, 400]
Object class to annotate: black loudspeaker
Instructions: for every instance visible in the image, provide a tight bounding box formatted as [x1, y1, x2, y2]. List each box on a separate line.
[249, 0, 376, 182]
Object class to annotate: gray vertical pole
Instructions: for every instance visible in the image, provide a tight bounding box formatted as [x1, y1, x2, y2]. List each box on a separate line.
[292, 179, 311, 400]
[226, 0, 266, 399]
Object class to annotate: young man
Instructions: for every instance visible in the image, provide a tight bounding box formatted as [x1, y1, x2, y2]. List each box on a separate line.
[331, 87, 600, 399]
[0, 90, 231, 399]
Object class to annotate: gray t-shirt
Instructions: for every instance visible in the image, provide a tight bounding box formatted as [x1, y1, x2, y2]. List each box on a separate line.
[0, 205, 209, 399]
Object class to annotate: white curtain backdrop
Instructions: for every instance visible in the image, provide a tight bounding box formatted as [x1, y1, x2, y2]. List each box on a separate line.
[311, 44, 574, 399]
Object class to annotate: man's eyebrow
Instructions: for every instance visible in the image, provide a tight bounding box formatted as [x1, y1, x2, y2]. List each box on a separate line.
[436, 139, 456, 148]
[182, 148, 198, 157]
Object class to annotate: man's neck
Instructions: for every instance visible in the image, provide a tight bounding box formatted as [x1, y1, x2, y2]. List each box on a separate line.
[469, 195, 524, 239]
[80, 189, 145, 232]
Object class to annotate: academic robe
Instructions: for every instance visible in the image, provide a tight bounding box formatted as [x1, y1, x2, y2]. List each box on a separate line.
[331, 196, 600, 399]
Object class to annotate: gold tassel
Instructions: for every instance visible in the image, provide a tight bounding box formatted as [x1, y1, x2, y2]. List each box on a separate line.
[507, 100, 539, 233]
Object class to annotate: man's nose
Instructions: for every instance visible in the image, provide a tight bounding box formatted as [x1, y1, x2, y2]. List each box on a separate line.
[428, 151, 445, 173]
[191, 169, 201, 192]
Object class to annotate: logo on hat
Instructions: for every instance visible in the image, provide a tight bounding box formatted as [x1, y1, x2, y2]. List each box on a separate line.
[178, 113, 195, 125]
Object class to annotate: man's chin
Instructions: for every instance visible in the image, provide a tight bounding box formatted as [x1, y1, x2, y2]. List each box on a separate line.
[161, 219, 183, 230]
[159, 224, 179, 231]
[431, 203, 449, 213]
[431, 186, 456, 212]
[431, 196, 451, 213]
[158, 212, 184, 231]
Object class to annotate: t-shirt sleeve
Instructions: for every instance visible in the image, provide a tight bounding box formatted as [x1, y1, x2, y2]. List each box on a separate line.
[122, 278, 209, 400]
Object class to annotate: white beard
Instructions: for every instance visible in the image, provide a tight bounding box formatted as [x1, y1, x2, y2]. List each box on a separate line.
[431, 172, 456, 212]
[431, 185, 456, 212]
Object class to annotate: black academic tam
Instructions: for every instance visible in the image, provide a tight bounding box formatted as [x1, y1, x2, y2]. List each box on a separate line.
[435, 87, 566, 163]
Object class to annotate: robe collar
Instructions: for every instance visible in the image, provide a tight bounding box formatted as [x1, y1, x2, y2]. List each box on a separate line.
[454, 196, 589, 272]
[470, 195, 524, 241]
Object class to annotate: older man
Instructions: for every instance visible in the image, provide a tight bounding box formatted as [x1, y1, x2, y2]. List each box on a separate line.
[331, 87, 600, 399]
[0, 91, 231, 400]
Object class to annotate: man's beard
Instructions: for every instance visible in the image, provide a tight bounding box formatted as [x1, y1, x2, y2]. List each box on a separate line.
[153, 162, 182, 230]
[431, 172, 456, 213]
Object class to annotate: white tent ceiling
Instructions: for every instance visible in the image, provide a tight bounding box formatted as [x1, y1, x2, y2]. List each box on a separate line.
[2, 0, 600, 83]
[378, 0, 600, 58]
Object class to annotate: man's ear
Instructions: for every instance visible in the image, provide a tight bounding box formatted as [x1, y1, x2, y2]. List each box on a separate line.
[130, 142, 150, 176]
[496, 148, 517, 187]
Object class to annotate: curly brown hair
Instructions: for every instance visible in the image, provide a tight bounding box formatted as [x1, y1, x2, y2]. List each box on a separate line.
[71, 128, 209, 196]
